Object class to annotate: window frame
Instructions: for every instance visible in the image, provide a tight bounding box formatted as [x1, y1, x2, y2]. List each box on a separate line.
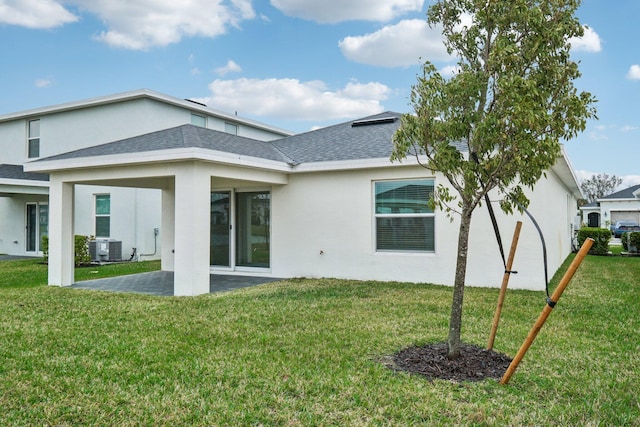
[373, 178, 436, 253]
[224, 122, 238, 135]
[94, 193, 111, 238]
[191, 113, 207, 127]
[27, 119, 40, 158]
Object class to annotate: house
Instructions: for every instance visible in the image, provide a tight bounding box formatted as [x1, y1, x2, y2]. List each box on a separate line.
[6, 90, 582, 295]
[580, 184, 640, 229]
[0, 89, 290, 259]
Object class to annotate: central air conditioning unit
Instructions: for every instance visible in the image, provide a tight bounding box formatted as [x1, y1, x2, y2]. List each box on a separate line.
[89, 239, 123, 262]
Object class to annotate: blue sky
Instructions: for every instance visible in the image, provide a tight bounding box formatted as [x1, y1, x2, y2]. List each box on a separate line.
[1, 0, 639, 187]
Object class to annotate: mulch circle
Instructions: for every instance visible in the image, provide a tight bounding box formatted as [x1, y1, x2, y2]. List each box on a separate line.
[387, 342, 512, 382]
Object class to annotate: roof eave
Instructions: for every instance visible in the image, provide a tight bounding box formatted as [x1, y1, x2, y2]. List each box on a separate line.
[551, 146, 584, 199]
[24, 148, 293, 174]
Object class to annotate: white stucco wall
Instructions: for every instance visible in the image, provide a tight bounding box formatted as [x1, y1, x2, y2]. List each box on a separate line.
[0, 120, 29, 164]
[72, 185, 161, 261]
[0, 93, 287, 259]
[270, 164, 577, 291]
[0, 95, 287, 165]
[0, 194, 48, 255]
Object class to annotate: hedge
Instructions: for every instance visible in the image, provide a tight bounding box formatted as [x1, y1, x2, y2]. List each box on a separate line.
[41, 234, 92, 265]
[577, 227, 611, 255]
[621, 232, 640, 253]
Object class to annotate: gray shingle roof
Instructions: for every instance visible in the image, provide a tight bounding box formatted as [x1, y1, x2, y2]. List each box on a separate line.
[271, 112, 403, 164]
[40, 125, 293, 164]
[600, 184, 640, 200]
[33, 111, 470, 168]
[0, 164, 49, 181]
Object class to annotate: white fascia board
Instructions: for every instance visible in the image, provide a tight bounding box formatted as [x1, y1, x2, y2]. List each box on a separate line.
[24, 148, 292, 174]
[0, 178, 49, 187]
[290, 156, 426, 173]
[0, 88, 293, 136]
[598, 198, 637, 203]
[551, 145, 583, 199]
[579, 205, 600, 212]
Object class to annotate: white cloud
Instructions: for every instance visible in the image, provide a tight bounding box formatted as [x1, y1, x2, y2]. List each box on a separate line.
[627, 65, 640, 80]
[34, 77, 53, 88]
[339, 19, 451, 67]
[621, 125, 638, 132]
[569, 26, 601, 53]
[201, 78, 390, 121]
[215, 60, 242, 76]
[0, 0, 78, 28]
[270, 0, 424, 23]
[73, 0, 255, 50]
[588, 130, 608, 141]
[621, 175, 640, 187]
[439, 65, 461, 77]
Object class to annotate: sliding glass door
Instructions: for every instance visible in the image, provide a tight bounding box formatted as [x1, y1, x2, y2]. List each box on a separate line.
[236, 191, 270, 268]
[210, 192, 231, 266]
[25, 202, 48, 253]
[210, 190, 270, 269]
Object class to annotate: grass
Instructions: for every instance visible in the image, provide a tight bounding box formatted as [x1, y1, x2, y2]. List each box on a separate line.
[0, 255, 638, 425]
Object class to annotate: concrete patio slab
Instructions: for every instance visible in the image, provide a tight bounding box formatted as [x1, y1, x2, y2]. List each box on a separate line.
[70, 271, 283, 296]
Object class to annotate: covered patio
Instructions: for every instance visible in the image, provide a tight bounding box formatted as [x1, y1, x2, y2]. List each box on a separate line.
[24, 125, 291, 296]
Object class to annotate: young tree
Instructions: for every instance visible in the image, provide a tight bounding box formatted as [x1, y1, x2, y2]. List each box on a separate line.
[392, 0, 596, 359]
[580, 173, 622, 202]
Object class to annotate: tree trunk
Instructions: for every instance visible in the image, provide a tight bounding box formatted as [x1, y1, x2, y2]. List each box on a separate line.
[447, 204, 474, 359]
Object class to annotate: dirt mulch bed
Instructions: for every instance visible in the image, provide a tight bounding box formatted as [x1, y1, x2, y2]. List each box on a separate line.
[387, 342, 512, 382]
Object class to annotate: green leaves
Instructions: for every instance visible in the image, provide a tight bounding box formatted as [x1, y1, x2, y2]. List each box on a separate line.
[393, 0, 596, 214]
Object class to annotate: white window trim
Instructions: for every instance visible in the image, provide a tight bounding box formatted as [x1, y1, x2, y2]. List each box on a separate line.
[94, 193, 111, 238]
[27, 119, 40, 159]
[373, 178, 436, 253]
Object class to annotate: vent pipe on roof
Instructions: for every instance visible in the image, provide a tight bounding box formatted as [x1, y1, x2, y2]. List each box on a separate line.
[351, 117, 397, 127]
[185, 98, 207, 107]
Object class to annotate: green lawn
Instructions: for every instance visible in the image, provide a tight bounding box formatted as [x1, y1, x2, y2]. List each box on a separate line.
[0, 255, 638, 425]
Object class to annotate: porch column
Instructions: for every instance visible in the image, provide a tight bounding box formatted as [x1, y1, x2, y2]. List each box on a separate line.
[173, 163, 211, 296]
[48, 177, 75, 286]
[161, 179, 175, 272]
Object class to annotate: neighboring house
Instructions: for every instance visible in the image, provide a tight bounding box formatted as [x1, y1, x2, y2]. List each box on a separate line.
[580, 184, 640, 229]
[0, 89, 290, 259]
[5, 89, 582, 296]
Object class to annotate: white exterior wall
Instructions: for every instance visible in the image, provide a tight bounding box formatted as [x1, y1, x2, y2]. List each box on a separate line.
[271, 165, 577, 291]
[0, 194, 48, 255]
[0, 120, 29, 164]
[73, 185, 161, 260]
[0, 92, 287, 258]
[1, 97, 287, 163]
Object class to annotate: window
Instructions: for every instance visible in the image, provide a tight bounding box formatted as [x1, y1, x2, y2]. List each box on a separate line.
[225, 122, 238, 135]
[374, 179, 435, 252]
[95, 194, 111, 237]
[191, 113, 206, 127]
[28, 119, 40, 158]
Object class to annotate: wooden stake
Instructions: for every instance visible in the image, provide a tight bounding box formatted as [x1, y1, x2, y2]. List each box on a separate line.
[488, 221, 523, 350]
[500, 237, 594, 385]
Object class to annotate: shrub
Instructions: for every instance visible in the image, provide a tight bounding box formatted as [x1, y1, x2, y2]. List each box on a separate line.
[41, 235, 49, 262]
[38, 234, 92, 265]
[621, 232, 640, 253]
[577, 227, 611, 255]
[75, 235, 91, 266]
